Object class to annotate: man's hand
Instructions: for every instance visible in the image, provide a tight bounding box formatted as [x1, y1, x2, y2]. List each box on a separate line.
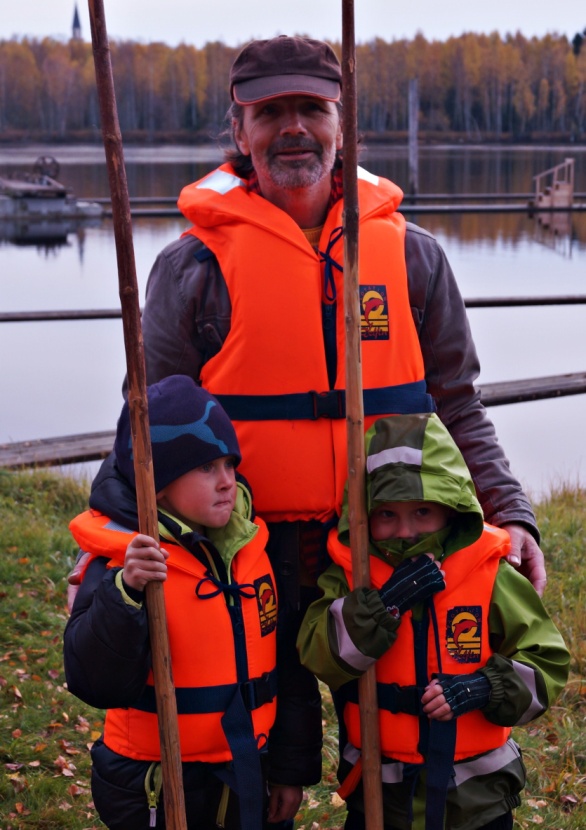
[501, 523, 546, 597]
[66, 550, 92, 613]
[266, 783, 303, 824]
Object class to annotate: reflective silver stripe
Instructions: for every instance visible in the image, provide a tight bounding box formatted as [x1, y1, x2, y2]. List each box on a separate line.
[357, 165, 380, 186]
[104, 520, 135, 534]
[342, 743, 404, 783]
[453, 739, 521, 786]
[196, 169, 245, 195]
[330, 598, 377, 672]
[367, 446, 422, 474]
[512, 660, 544, 724]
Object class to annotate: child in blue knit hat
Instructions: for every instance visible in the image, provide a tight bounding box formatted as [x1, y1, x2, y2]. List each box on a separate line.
[64, 375, 301, 830]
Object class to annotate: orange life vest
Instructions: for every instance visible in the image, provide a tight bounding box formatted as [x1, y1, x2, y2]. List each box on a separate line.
[69, 509, 277, 763]
[178, 164, 434, 522]
[328, 524, 511, 763]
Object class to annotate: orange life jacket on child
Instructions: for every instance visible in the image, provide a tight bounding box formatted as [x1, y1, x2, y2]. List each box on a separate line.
[69, 509, 277, 762]
[328, 523, 512, 763]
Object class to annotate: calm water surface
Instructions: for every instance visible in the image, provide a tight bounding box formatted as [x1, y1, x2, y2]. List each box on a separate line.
[1, 144, 585, 500]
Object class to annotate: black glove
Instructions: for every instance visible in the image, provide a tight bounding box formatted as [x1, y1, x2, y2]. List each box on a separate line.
[438, 672, 491, 717]
[378, 555, 445, 618]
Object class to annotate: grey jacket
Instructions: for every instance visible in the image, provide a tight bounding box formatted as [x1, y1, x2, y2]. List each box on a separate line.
[140, 219, 538, 537]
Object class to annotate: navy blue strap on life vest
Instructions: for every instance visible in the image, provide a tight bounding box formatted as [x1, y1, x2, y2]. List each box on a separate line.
[214, 381, 435, 421]
[423, 600, 456, 830]
[133, 668, 277, 715]
[219, 688, 264, 830]
[342, 679, 422, 716]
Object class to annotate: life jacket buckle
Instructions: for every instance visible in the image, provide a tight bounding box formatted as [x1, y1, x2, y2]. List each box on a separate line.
[240, 672, 274, 711]
[310, 390, 345, 419]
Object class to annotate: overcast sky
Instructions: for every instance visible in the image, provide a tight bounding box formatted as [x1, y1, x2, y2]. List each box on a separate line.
[4, 0, 584, 47]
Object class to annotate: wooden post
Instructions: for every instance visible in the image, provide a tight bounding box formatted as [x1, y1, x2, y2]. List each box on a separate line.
[408, 78, 419, 196]
[87, 2, 187, 828]
[341, 3, 384, 829]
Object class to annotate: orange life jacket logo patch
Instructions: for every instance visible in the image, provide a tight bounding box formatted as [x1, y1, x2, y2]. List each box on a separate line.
[360, 285, 389, 340]
[446, 606, 482, 663]
[254, 574, 277, 637]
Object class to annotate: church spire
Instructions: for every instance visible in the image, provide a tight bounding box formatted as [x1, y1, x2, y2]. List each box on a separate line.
[72, 3, 82, 40]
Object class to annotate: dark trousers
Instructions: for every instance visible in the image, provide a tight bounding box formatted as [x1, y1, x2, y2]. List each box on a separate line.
[90, 737, 292, 830]
[345, 805, 514, 830]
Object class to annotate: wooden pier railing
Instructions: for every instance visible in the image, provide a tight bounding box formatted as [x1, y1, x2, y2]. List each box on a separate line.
[2, 293, 585, 470]
[1, 369, 585, 470]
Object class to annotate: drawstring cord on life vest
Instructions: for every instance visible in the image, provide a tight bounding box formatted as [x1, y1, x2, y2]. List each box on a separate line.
[319, 225, 344, 304]
[318, 226, 344, 389]
[195, 572, 256, 601]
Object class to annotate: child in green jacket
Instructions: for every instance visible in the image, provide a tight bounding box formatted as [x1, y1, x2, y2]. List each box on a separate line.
[297, 413, 569, 830]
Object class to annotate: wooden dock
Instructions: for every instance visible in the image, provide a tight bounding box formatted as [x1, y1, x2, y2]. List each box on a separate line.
[1, 372, 585, 470]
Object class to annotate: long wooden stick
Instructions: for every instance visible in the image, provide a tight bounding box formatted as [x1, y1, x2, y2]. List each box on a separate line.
[341, 3, 384, 829]
[87, 2, 187, 827]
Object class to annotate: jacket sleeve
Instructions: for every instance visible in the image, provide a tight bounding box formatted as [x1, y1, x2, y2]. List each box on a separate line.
[297, 564, 400, 692]
[63, 555, 151, 709]
[140, 234, 231, 387]
[479, 560, 570, 726]
[405, 223, 539, 538]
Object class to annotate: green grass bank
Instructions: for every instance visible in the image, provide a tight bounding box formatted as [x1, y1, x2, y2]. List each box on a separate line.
[0, 469, 584, 829]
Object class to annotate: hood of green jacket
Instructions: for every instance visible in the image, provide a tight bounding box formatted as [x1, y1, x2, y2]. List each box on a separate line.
[337, 413, 485, 562]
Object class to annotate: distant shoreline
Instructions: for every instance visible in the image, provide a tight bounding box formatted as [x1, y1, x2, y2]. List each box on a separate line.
[1, 140, 585, 169]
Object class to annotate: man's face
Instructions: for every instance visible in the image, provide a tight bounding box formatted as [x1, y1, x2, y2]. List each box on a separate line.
[234, 95, 342, 194]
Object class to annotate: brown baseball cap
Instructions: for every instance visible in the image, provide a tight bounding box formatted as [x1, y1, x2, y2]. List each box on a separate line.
[230, 35, 342, 105]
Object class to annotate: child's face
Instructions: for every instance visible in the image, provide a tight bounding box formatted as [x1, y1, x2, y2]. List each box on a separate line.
[369, 500, 453, 543]
[156, 456, 237, 533]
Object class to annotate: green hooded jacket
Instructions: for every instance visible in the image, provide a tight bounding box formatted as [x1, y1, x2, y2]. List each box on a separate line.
[297, 414, 569, 830]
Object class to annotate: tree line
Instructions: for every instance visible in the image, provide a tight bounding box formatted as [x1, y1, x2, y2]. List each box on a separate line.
[1, 30, 585, 142]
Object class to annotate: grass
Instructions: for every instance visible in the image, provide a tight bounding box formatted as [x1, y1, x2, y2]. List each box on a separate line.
[0, 469, 584, 829]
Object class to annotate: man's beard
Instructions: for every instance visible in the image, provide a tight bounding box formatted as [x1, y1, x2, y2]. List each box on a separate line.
[260, 138, 337, 190]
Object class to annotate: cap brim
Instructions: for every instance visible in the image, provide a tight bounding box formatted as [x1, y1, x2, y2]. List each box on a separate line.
[232, 74, 341, 104]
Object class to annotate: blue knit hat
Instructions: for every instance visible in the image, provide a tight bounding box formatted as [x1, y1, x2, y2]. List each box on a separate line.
[114, 375, 241, 493]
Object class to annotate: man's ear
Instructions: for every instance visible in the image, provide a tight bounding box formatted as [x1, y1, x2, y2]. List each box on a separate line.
[233, 119, 250, 155]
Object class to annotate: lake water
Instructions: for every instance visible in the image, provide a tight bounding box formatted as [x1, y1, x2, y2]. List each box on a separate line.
[1, 144, 585, 501]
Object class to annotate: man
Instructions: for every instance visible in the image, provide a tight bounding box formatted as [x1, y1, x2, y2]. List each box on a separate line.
[137, 35, 546, 791]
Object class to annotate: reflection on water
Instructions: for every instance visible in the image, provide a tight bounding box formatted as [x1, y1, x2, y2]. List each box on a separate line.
[0, 216, 101, 254]
[1, 145, 585, 500]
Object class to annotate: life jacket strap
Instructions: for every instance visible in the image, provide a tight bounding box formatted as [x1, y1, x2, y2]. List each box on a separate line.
[133, 669, 277, 715]
[343, 679, 423, 715]
[215, 381, 435, 422]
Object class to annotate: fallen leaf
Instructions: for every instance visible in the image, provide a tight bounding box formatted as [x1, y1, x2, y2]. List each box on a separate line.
[68, 783, 90, 796]
[8, 772, 27, 792]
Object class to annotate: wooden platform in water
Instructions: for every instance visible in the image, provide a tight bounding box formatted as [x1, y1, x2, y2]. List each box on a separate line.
[1, 372, 585, 470]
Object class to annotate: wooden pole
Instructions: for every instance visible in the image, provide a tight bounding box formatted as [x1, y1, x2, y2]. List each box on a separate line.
[341, 3, 384, 829]
[408, 78, 419, 196]
[87, 2, 187, 828]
